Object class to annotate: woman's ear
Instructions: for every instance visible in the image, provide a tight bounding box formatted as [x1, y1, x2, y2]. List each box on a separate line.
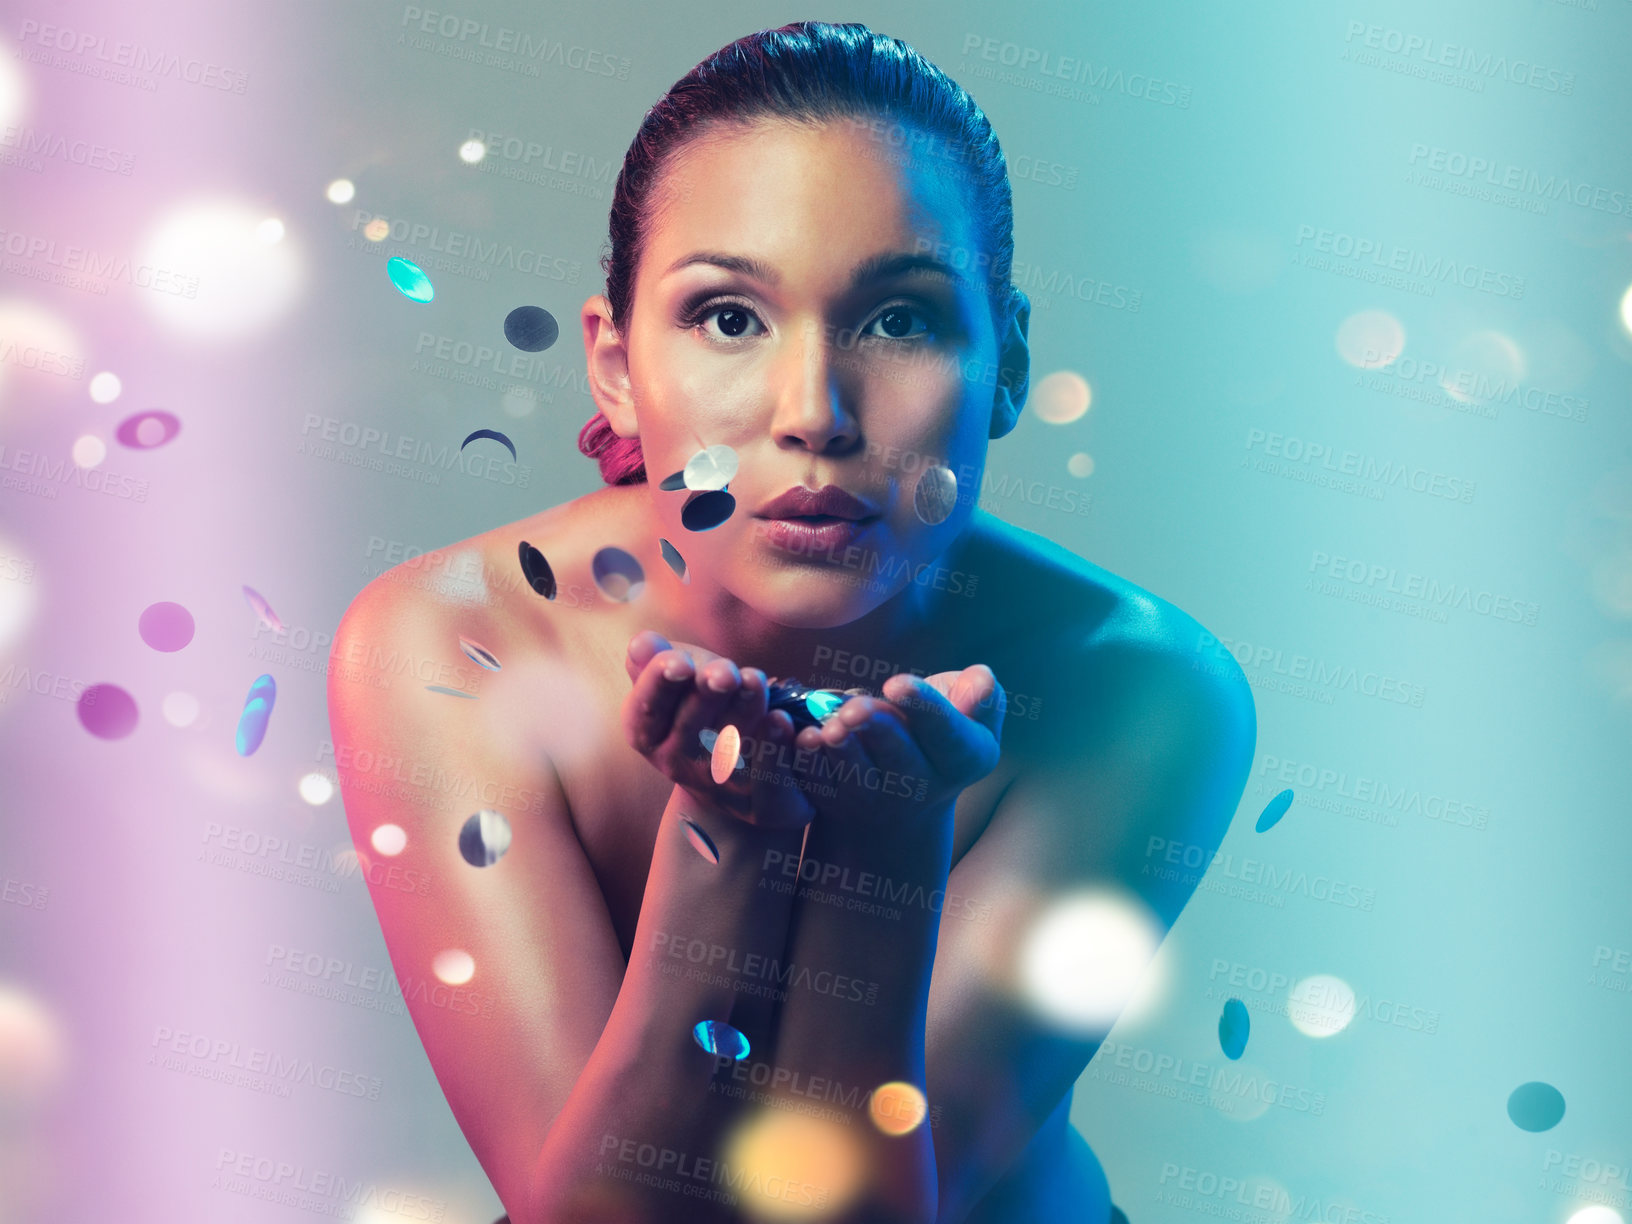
[988, 290, 1031, 441]
[582, 294, 639, 438]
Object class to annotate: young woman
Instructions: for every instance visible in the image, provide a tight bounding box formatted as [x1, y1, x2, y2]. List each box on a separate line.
[329, 21, 1255, 1224]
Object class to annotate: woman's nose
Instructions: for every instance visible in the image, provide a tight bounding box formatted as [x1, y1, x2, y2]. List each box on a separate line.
[767, 321, 861, 455]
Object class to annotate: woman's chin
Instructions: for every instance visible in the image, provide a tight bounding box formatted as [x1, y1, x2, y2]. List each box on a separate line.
[745, 573, 885, 629]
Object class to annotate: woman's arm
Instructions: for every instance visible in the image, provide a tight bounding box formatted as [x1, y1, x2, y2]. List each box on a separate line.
[329, 589, 810, 1224]
[531, 781, 808, 1223]
[746, 667, 1008, 1224]
[922, 631, 1256, 1223]
[762, 798, 955, 1224]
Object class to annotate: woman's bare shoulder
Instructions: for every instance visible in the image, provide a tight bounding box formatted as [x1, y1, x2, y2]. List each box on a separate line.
[962, 508, 1203, 664]
[347, 485, 643, 647]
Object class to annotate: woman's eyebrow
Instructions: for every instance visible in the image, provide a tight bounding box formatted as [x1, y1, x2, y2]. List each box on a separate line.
[662, 249, 969, 289]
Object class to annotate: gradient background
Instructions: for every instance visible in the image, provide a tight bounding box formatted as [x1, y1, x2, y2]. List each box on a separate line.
[2, 1, 1630, 1221]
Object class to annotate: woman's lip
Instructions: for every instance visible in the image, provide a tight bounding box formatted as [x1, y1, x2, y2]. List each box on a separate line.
[754, 515, 876, 554]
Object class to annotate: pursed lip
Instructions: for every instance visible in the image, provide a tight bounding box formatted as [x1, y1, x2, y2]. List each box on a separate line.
[754, 485, 878, 521]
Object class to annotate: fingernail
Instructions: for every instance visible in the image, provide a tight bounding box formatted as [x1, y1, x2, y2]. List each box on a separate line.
[664, 657, 691, 680]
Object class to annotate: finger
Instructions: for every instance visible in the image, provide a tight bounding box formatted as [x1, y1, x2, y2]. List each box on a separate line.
[835, 696, 932, 783]
[670, 656, 744, 753]
[880, 670, 1002, 777]
[623, 647, 694, 754]
[626, 630, 672, 684]
[720, 667, 769, 733]
[744, 711, 814, 829]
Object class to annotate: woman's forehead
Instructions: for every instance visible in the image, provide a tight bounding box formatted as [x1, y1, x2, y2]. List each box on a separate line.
[644, 119, 979, 287]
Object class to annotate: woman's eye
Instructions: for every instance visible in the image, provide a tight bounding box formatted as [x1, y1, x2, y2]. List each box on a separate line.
[683, 300, 936, 343]
[689, 301, 765, 340]
[862, 304, 933, 341]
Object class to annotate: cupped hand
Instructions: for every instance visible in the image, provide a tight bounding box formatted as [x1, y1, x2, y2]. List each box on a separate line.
[788, 664, 1008, 831]
[622, 629, 816, 830]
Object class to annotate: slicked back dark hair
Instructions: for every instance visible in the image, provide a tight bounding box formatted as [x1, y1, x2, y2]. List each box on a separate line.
[579, 19, 1022, 485]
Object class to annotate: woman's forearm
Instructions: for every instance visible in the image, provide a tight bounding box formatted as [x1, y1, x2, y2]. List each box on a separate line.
[758, 804, 957, 1224]
[528, 783, 806, 1223]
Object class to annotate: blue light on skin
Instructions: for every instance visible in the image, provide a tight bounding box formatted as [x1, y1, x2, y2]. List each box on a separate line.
[693, 1019, 751, 1060]
[235, 674, 277, 756]
[387, 256, 434, 303]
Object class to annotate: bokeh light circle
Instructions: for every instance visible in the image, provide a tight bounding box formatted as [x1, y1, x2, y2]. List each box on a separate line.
[72, 435, 106, 467]
[371, 824, 408, 856]
[298, 773, 335, 805]
[1017, 891, 1161, 1032]
[720, 1108, 866, 1221]
[161, 691, 199, 728]
[139, 199, 302, 338]
[432, 948, 475, 985]
[1032, 370, 1092, 424]
[1335, 309, 1405, 369]
[1287, 974, 1356, 1037]
[88, 371, 122, 403]
[869, 1081, 927, 1135]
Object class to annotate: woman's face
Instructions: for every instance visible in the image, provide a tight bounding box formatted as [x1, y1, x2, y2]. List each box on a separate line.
[598, 116, 1023, 629]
